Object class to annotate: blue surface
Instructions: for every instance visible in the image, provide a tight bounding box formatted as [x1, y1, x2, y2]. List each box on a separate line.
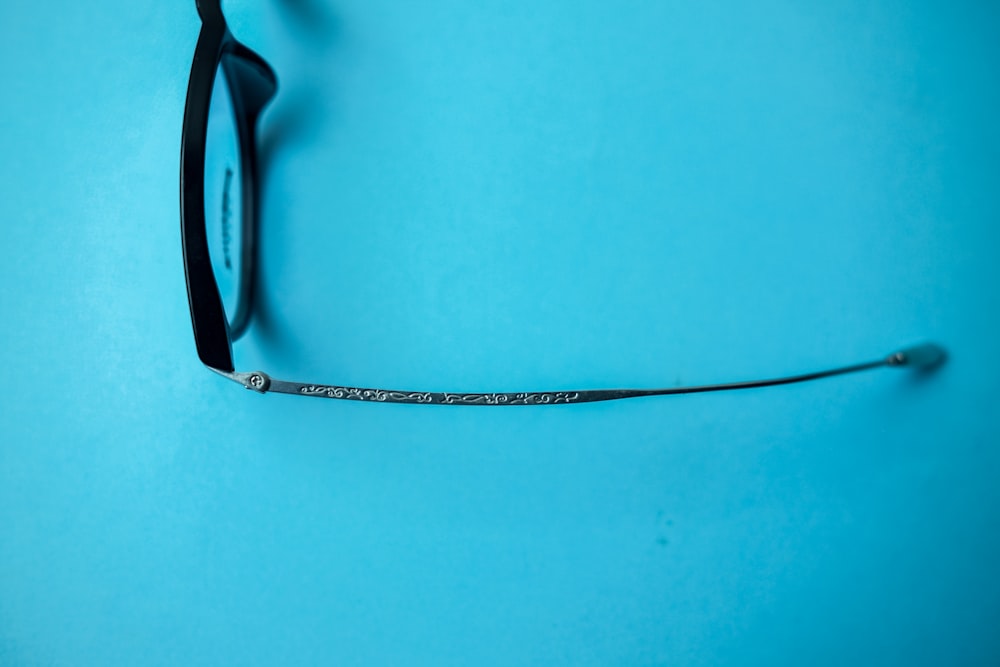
[1, 1, 998, 664]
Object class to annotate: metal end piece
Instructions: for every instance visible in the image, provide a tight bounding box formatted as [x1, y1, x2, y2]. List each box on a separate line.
[887, 343, 948, 371]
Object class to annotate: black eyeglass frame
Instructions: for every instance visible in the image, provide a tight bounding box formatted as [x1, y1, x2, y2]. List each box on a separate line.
[180, 0, 946, 405]
[181, 0, 277, 372]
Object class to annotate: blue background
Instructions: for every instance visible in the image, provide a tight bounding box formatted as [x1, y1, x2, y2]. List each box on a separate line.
[1, 0, 998, 664]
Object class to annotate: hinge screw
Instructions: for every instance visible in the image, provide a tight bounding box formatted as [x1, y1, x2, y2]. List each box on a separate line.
[245, 372, 270, 393]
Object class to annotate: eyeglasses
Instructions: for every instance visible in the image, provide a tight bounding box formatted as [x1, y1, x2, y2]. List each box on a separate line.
[180, 0, 946, 405]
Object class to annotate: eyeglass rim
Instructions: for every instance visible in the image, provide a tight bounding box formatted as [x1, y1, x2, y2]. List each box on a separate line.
[180, 5, 276, 372]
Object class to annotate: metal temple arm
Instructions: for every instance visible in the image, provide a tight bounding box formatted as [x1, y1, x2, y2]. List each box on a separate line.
[213, 343, 946, 405]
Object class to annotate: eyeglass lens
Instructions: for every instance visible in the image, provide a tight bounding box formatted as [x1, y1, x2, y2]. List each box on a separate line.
[203, 62, 244, 329]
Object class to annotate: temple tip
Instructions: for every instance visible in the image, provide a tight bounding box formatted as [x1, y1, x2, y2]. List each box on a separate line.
[887, 343, 948, 371]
